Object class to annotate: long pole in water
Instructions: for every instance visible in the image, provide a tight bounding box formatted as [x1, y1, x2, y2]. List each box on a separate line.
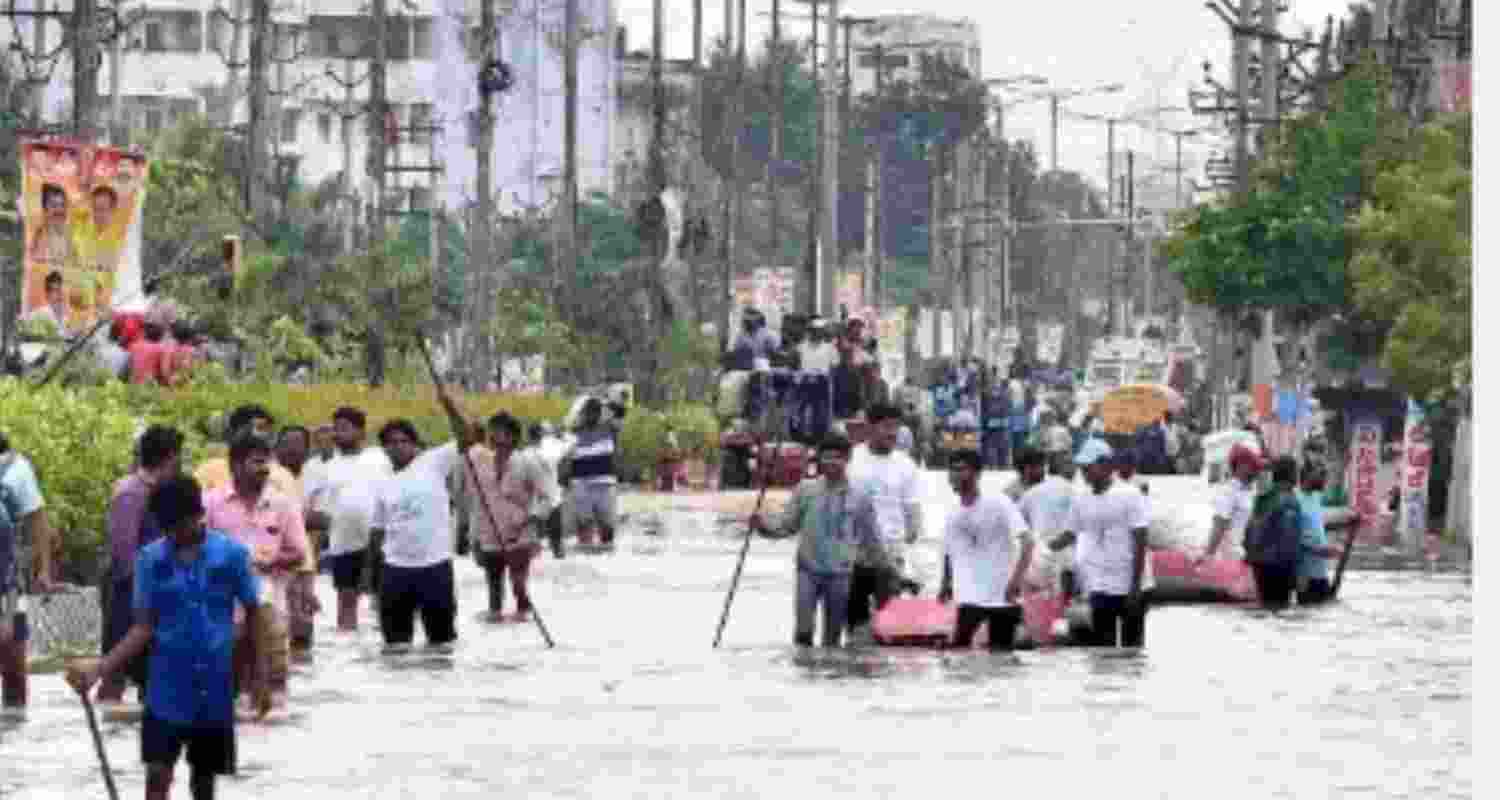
[712, 401, 787, 649]
[1330, 514, 1362, 598]
[415, 337, 557, 649]
[80, 693, 120, 800]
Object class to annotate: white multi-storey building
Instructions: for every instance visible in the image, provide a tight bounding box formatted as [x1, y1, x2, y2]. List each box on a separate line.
[4, 0, 626, 217]
[846, 13, 981, 97]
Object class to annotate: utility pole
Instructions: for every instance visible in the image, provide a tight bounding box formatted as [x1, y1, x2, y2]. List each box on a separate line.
[71, 0, 99, 139]
[1048, 95, 1058, 173]
[562, 0, 579, 281]
[370, 0, 389, 228]
[796, 0, 824, 315]
[769, 0, 783, 257]
[1233, 0, 1252, 199]
[108, 4, 123, 145]
[819, 0, 838, 316]
[244, 0, 270, 217]
[477, 0, 496, 232]
[649, 0, 666, 199]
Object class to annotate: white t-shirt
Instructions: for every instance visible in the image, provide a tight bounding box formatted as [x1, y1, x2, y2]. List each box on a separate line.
[798, 341, 838, 373]
[944, 495, 1032, 608]
[371, 442, 461, 568]
[1212, 479, 1257, 559]
[1067, 483, 1154, 596]
[1019, 476, 1075, 540]
[848, 445, 922, 559]
[306, 447, 394, 556]
[1044, 424, 1072, 454]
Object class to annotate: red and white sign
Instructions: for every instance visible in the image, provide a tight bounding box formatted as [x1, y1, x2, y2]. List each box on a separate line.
[1398, 399, 1433, 542]
[1348, 419, 1383, 537]
[1437, 60, 1471, 114]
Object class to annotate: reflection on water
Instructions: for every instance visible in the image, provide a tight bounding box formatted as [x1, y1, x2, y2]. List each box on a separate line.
[2, 476, 1470, 800]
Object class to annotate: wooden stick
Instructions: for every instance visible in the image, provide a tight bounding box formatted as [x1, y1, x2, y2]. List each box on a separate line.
[79, 693, 120, 800]
[713, 397, 787, 649]
[414, 336, 556, 648]
[1330, 512, 1362, 598]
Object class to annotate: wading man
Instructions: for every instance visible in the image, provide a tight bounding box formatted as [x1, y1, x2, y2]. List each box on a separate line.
[847, 403, 922, 640]
[465, 412, 552, 623]
[368, 393, 474, 649]
[98, 425, 183, 706]
[204, 432, 310, 709]
[751, 435, 890, 648]
[304, 407, 390, 632]
[1049, 440, 1153, 648]
[939, 449, 1035, 651]
[1, 431, 56, 716]
[68, 475, 273, 800]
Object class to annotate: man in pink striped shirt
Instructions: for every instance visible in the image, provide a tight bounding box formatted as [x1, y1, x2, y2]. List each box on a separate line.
[203, 432, 310, 709]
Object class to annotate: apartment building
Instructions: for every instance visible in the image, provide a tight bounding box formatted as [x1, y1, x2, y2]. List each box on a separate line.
[5, 0, 621, 217]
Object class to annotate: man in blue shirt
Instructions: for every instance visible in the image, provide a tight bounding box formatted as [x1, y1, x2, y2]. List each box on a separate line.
[69, 475, 272, 800]
[1295, 463, 1345, 606]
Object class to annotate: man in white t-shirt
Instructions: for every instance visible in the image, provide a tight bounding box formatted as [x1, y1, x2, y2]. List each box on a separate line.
[1195, 443, 1264, 566]
[938, 449, 1034, 651]
[304, 406, 392, 632]
[1049, 439, 1153, 648]
[369, 406, 475, 649]
[846, 403, 924, 636]
[1014, 447, 1076, 596]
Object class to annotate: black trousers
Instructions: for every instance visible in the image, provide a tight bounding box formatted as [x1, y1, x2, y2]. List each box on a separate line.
[1299, 576, 1335, 606]
[952, 605, 1022, 651]
[1252, 564, 1297, 611]
[1089, 592, 1149, 648]
[846, 564, 897, 630]
[378, 561, 458, 646]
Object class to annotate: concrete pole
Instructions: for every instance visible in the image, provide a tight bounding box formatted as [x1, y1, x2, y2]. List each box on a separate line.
[1233, 0, 1252, 199]
[341, 60, 355, 255]
[769, 0, 782, 256]
[108, 8, 122, 145]
[1049, 94, 1059, 173]
[563, 0, 579, 279]
[820, 0, 839, 316]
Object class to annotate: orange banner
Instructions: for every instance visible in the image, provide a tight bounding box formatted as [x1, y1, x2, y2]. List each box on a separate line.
[20, 139, 148, 336]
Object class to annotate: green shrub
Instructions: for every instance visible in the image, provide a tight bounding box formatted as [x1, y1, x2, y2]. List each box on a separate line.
[0, 376, 719, 581]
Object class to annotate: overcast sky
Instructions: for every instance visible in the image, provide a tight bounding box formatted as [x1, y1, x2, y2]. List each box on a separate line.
[610, 0, 1358, 206]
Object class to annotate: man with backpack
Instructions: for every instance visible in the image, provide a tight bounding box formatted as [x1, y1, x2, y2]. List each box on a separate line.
[1, 432, 56, 716]
[1242, 456, 1308, 611]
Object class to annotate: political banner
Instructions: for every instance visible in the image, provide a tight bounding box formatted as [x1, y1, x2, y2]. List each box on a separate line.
[1347, 416, 1384, 538]
[1398, 399, 1433, 544]
[19, 139, 148, 336]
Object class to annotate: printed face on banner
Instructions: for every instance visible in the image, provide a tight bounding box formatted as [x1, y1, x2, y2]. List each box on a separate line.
[19, 140, 150, 337]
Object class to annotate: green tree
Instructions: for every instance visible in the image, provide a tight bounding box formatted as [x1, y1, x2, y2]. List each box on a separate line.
[1349, 111, 1471, 403]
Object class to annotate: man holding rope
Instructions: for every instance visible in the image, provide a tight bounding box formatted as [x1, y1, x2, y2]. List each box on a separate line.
[367, 387, 476, 649]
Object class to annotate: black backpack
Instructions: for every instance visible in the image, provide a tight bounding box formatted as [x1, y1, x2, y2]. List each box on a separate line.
[1243, 492, 1301, 568]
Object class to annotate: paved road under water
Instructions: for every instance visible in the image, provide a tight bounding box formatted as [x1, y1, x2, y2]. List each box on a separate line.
[1, 475, 1472, 799]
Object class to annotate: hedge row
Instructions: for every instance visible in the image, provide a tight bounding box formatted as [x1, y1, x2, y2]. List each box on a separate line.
[0, 375, 719, 584]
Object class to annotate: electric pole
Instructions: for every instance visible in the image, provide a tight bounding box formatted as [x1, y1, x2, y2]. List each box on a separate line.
[769, 0, 783, 257]
[562, 0, 579, 280]
[477, 0, 496, 230]
[649, 0, 666, 198]
[820, 0, 838, 316]
[370, 0, 389, 226]
[71, 0, 99, 139]
[245, 0, 270, 218]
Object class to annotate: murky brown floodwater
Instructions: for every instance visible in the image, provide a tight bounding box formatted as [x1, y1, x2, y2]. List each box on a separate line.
[1, 476, 1471, 800]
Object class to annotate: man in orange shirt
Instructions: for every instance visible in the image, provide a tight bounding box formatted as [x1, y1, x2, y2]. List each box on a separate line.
[203, 432, 310, 708]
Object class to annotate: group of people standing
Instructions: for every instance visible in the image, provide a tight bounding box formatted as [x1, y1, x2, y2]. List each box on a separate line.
[755, 419, 1356, 652]
[0, 389, 628, 799]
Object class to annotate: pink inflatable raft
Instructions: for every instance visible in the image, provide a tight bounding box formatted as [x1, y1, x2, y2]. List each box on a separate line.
[872, 552, 1256, 648]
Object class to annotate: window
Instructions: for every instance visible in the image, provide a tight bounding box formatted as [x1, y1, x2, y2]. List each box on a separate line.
[317, 112, 332, 144]
[307, 16, 372, 59]
[385, 16, 411, 60]
[858, 53, 879, 68]
[409, 185, 431, 211]
[413, 17, 434, 59]
[140, 11, 203, 53]
[144, 109, 165, 132]
[888, 53, 910, 68]
[280, 109, 301, 144]
[409, 103, 432, 145]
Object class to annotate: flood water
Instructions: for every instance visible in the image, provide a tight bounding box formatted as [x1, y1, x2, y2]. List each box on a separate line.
[1, 475, 1472, 799]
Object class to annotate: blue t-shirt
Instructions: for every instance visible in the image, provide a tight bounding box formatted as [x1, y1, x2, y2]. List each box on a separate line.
[1296, 491, 1330, 581]
[133, 530, 261, 728]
